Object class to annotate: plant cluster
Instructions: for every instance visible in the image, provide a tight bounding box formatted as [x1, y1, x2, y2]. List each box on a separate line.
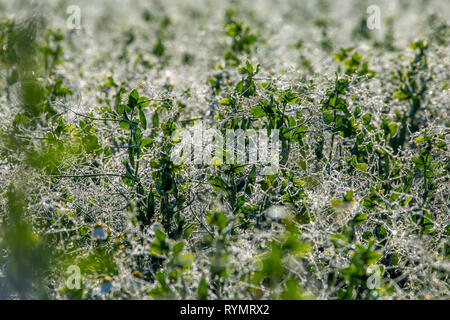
[0, 0, 448, 300]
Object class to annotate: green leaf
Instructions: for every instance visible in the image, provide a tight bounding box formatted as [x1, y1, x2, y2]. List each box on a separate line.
[184, 224, 196, 237]
[155, 228, 166, 242]
[197, 276, 208, 300]
[393, 91, 409, 100]
[119, 121, 130, 130]
[103, 76, 118, 88]
[219, 98, 230, 105]
[208, 176, 230, 191]
[140, 138, 152, 148]
[138, 97, 150, 107]
[245, 60, 254, 73]
[175, 253, 194, 268]
[410, 40, 427, 50]
[288, 116, 296, 127]
[374, 224, 388, 240]
[173, 242, 184, 255]
[207, 211, 227, 230]
[329, 95, 337, 107]
[344, 190, 354, 202]
[139, 109, 147, 130]
[366, 251, 382, 265]
[121, 176, 134, 187]
[355, 163, 367, 171]
[237, 66, 247, 74]
[388, 123, 398, 136]
[250, 106, 266, 118]
[362, 113, 371, 124]
[353, 213, 368, 226]
[152, 112, 159, 128]
[128, 89, 139, 108]
[281, 278, 305, 300]
[117, 104, 125, 115]
[235, 81, 244, 93]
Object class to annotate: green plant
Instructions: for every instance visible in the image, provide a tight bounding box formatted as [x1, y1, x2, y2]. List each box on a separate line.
[391, 40, 429, 152]
[117, 89, 186, 238]
[250, 219, 311, 299]
[334, 48, 375, 78]
[149, 229, 194, 299]
[224, 15, 258, 66]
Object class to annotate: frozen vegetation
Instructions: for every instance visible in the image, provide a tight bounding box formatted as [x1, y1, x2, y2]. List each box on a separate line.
[0, 0, 449, 299]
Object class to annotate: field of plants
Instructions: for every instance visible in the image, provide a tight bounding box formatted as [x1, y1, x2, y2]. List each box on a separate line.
[0, 0, 449, 300]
